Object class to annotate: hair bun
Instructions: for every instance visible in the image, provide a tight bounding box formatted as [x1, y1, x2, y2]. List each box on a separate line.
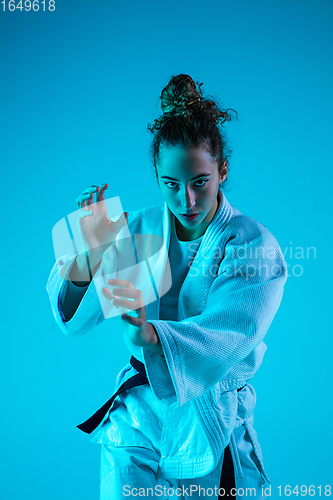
[160, 74, 203, 115]
[148, 73, 238, 135]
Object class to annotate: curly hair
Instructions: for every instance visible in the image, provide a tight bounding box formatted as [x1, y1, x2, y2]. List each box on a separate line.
[147, 74, 238, 189]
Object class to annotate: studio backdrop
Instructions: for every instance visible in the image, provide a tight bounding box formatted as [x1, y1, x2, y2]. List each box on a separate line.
[1, 1, 332, 499]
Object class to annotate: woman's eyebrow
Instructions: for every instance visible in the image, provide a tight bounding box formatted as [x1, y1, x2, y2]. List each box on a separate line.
[161, 173, 212, 181]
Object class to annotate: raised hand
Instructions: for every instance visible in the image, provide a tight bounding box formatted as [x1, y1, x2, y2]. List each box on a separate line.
[75, 183, 128, 255]
[69, 184, 128, 284]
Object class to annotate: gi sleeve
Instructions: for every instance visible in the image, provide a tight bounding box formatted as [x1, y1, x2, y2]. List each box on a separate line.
[143, 223, 287, 407]
[45, 244, 119, 336]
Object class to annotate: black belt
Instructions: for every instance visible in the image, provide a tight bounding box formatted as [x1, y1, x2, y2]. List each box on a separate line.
[77, 356, 149, 434]
[76, 356, 245, 498]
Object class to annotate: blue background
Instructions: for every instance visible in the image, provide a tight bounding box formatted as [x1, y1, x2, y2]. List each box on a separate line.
[1, 0, 332, 498]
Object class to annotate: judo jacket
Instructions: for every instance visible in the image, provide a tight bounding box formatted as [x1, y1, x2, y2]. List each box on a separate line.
[46, 190, 287, 480]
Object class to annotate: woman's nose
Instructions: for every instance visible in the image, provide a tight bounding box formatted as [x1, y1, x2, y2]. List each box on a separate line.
[180, 187, 195, 210]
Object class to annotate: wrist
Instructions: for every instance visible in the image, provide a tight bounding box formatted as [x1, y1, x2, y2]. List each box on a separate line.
[70, 249, 103, 284]
[78, 248, 105, 270]
[84, 248, 105, 268]
[143, 323, 164, 357]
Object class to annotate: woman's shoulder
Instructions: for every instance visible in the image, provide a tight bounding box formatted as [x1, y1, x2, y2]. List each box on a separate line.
[221, 204, 287, 280]
[226, 204, 280, 251]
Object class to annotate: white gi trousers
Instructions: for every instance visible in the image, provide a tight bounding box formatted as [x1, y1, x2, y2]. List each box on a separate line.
[93, 386, 268, 500]
[99, 424, 266, 499]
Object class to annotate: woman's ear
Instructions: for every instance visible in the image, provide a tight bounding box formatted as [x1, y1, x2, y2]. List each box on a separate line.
[219, 161, 228, 184]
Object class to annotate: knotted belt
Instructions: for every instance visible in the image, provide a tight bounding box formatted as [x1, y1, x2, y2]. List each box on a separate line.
[76, 356, 245, 497]
[77, 356, 147, 434]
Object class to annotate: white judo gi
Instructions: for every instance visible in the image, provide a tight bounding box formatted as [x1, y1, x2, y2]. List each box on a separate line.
[46, 190, 287, 498]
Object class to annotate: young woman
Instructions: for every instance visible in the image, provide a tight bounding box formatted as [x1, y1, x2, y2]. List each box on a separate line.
[47, 74, 287, 499]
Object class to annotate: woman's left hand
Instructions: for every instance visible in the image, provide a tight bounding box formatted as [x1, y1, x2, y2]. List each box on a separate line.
[102, 278, 163, 355]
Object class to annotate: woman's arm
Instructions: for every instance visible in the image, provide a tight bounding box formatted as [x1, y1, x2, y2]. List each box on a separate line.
[46, 243, 119, 336]
[60, 249, 104, 322]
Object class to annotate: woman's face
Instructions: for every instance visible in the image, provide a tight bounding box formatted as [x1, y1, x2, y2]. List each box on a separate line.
[156, 144, 227, 241]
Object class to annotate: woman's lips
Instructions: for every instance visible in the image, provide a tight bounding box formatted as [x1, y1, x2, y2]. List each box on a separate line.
[180, 213, 200, 221]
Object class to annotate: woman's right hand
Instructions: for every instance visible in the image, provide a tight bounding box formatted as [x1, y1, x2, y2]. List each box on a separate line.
[75, 183, 128, 256]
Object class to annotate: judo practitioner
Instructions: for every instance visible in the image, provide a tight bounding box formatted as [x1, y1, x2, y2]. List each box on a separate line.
[46, 74, 287, 499]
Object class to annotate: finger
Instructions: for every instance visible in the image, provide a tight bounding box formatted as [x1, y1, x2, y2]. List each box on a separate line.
[112, 298, 142, 310]
[76, 189, 98, 208]
[82, 185, 100, 197]
[111, 287, 141, 300]
[108, 278, 134, 288]
[101, 287, 119, 317]
[121, 314, 143, 327]
[76, 193, 91, 208]
[93, 186, 101, 204]
[97, 183, 109, 202]
[86, 192, 95, 206]
[86, 186, 101, 205]
[77, 209, 94, 221]
[102, 287, 115, 300]
[76, 186, 101, 207]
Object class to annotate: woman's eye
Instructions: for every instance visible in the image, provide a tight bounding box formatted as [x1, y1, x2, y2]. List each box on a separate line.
[194, 179, 208, 187]
[164, 179, 208, 189]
